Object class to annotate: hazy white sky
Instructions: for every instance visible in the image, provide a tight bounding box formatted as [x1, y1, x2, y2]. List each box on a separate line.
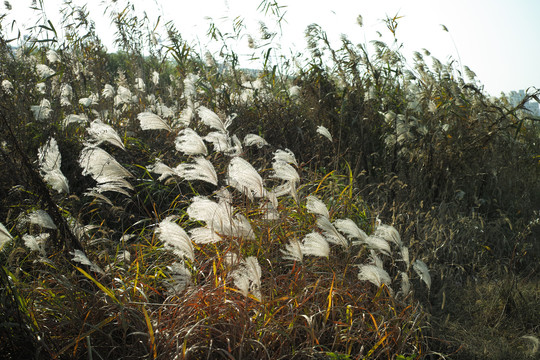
[3, 0, 539, 95]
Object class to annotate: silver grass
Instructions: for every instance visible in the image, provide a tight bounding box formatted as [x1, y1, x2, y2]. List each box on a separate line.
[400, 272, 411, 296]
[25, 210, 57, 229]
[135, 77, 145, 92]
[36, 83, 46, 94]
[176, 99, 195, 127]
[281, 239, 303, 262]
[0, 223, 13, 250]
[174, 128, 208, 156]
[231, 256, 262, 300]
[226, 157, 266, 200]
[102, 84, 115, 99]
[271, 160, 300, 200]
[152, 71, 160, 85]
[137, 112, 172, 132]
[175, 157, 218, 186]
[183, 73, 199, 99]
[334, 218, 368, 242]
[62, 114, 88, 128]
[116, 250, 131, 263]
[79, 147, 133, 194]
[79, 97, 94, 107]
[60, 84, 72, 98]
[197, 106, 231, 132]
[2, 79, 13, 94]
[244, 134, 269, 148]
[271, 183, 294, 198]
[361, 235, 391, 255]
[30, 99, 52, 120]
[114, 86, 133, 106]
[301, 232, 330, 258]
[260, 202, 280, 221]
[306, 195, 330, 219]
[46, 49, 60, 63]
[374, 224, 402, 247]
[316, 125, 333, 142]
[165, 262, 192, 294]
[316, 216, 348, 248]
[225, 134, 242, 157]
[357, 264, 392, 289]
[38, 138, 69, 193]
[87, 119, 125, 150]
[71, 249, 104, 274]
[400, 246, 410, 270]
[156, 216, 195, 261]
[413, 259, 431, 289]
[204, 131, 230, 152]
[83, 190, 113, 206]
[156, 103, 174, 118]
[369, 250, 384, 268]
[36, 64, 55, 78]
[23, 233, 49, 256]
[189, 227, 222, 244]
[273, 149, 298, 166]
[148, 159, 176, 181]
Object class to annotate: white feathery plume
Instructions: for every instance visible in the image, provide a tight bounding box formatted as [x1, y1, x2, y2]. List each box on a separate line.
[270, 183, 293, 199]
[334, 218, 368, 242]
[0, 223, 13, 250]
[413, 259, 431, 289]
[30, 99, 52, 120]
[166, 261, 192, 294]
[226, 157, 266, 200]
[316, 125, 333, 142]
[36, 64, 55, 78]
[38, 137, 69, 193]
[135, 77, 145, 92]
[400, 246, 410, 270]
[225, 134, 242, 156]
[374, 224, 402, 247]
[87, 119, 125, 150]
[244, 134, 269, 148]
[273, 149, 298, 166]
[362, 235, 391, 255]
[204, 131, 230, 152]
[2, 79, 13, 94]
[71, 249, 104, 274]
[189, 227, 222, 244]
[79, 146, 133, 194]
[281, 239, 303, 262]
[114, 85, 133, 106]
[177, 100, 195, 127]
[23, 233, 49, 256]
[155, 216, 195, 261]
[62, 114, 88, 128]
[156, 103, 174, 118]
[175, 157, 218, 186]
[316, 216, 348, 248]
[400, 272, 411, 296]
[357, 264, 392, 289]
[301, 232, 330, 258]
[25, 210, 57, 229]
[271, 160, 300, 200]
[197, 106, 230, 132]
[369, 250, 384, 268]
[79, 97, 94, 107]
[174, 128, 208, 156]
[102, 84, 115, 99]
[60, 83, 72, 98]
[148, 159, 176, 181]
[231, 256, 262, 300]
[36, 83, 46, 94]
[137, 112, 172, 131]
[306, 195, 330, 219]
[215, 188, 233, 204]
[183, 73, 199, 99]
[151, 71, 160, 85]
[46, 49, 60, 63]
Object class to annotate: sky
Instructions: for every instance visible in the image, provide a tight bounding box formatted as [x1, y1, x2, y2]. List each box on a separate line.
[2, 0, 539, 96]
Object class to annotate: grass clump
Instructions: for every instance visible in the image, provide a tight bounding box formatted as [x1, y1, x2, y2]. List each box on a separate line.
[1, 1, 539, 359]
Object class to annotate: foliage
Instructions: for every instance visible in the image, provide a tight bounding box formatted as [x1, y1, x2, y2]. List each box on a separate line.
[0, 1, 538, 359]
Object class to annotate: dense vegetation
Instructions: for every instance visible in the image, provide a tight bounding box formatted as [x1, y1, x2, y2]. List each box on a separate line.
[1, 1, 538, 359]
